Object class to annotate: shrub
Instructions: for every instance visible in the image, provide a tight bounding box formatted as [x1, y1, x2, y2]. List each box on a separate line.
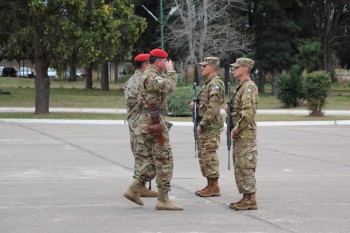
[167, 86, 196, 116]
[304, 71, 332, 116]
[297, 41, 322, 73]
[277, 65, 304, 107]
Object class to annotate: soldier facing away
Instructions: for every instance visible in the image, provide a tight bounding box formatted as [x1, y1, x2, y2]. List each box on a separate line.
[189, 57, 225, 197]
[123, 48, 183, 211]
[124, 53, 158, 198]
[227, 57, 259, 210]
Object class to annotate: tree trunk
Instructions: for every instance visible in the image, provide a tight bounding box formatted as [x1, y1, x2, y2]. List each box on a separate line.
[101, 61, 109, 91]
[257, 69, 265, 94]
[271, 69, 279, 97]
[34, 35, 50, 114]
[85, 63, 93, 90]
[114, 62, 119, 82]
[70, 62, 77, 81]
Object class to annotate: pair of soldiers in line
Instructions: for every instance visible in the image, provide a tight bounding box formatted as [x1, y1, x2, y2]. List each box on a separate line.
[189, 56, 259, 210]
[124, 50, 259, 211]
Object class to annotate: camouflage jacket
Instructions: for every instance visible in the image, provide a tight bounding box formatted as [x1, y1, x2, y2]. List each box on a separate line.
[137, 65, 178, 134]
[197, 75, 225, 132]
[137, 65, 178, 111]
[230, 77, 259, 138]
[124, 69, 143, 129]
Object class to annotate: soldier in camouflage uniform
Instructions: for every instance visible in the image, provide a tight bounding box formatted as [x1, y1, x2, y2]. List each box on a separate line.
[189, 57, 225, 197]
[123, 48, 183, 211]
[227, 57, 259, 210]
[124, 54, 157, 198]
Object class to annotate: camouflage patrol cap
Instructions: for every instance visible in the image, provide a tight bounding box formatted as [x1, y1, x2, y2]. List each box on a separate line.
[230, 58, 254, 68]
[199, 57, 220, 66]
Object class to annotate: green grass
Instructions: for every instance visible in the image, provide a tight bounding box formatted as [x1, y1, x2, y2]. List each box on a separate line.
[0, 78, 126, 108]
[1, 77, 350, 120]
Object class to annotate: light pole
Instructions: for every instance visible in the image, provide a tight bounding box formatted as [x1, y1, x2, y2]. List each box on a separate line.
[160, 0, 164, 49]
[142, 1, 178, 50]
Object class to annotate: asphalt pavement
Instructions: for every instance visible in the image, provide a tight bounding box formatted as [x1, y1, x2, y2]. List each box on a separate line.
[0, 120, 349, 233]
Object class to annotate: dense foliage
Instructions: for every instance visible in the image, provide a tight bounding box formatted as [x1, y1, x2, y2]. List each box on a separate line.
[304, 71, 332, 116]
[277, 65, 305, 107]
[167, 86, 197, 116]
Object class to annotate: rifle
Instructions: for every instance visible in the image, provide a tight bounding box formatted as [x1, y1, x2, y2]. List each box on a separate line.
[226, 81, 232, 170]
[193, 82, 198, 158]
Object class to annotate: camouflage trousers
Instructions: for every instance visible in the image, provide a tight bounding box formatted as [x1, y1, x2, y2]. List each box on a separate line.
[128, 122, 156, 184]
[233, 137, 258, 194]
[197, 131, 221, 178]
[139, 115, 174, 192]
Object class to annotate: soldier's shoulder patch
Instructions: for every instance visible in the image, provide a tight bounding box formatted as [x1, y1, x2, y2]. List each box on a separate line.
[247, 87, 252, 93]
[214, 85, 220, 90]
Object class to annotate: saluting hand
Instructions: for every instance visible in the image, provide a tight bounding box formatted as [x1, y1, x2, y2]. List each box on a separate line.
[165, 59, 174, 71]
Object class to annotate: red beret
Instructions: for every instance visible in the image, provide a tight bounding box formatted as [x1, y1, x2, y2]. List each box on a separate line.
[134, 54, 150, 62]
[149, 48, 168, 58]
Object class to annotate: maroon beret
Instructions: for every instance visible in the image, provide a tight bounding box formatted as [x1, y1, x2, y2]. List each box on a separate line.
[134, 54, 150, 62]
[149, 48, 168, 58]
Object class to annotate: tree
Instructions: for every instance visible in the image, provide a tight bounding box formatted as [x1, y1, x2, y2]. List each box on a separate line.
[299, 0, 350, 76]
[0, 0, 146, 113]
[277, 64, 304, 107]
[164, 0, 253, 83]
[253, 0, 301, 96]
[297, 41, 322, 73]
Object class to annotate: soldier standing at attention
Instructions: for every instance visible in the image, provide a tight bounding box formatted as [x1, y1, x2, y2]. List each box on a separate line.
[189, 57, 225, 197]
[123, 48, 183, 211]
[227, 57, 259, 210]
[124, 53, 158, 198]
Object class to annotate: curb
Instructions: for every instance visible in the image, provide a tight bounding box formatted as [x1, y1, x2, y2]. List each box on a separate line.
[1, 118, 350, 126]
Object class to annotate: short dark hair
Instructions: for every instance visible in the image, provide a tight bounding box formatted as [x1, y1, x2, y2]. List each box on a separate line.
[134, 60, 147, 69]
[149, 55, 159, 64]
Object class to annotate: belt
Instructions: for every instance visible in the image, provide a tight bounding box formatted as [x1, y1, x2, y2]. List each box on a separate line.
[142, 108, 168, 116]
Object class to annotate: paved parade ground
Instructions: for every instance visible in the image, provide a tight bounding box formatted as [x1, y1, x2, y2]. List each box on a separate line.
[0, 120, 349, 233]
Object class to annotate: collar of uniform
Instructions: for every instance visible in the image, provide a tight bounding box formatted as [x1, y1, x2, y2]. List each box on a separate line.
[239, 77, 252, 85]
[204, 74, 220, 85]
[147, 64, 161, 75]
[135, 69, 143, 75]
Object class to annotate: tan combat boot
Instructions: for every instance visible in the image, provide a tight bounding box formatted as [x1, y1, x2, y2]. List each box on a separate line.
[155, 190, 183, 211]
[123, 179, 144, 206]
[195, 178, 209, 196]
[229, 194, 248, 209]
[196, 178, 221, 197]
[139, 185, 158, 197]
[233, 193, 258, 210]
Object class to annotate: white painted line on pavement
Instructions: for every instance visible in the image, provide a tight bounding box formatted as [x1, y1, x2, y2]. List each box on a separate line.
[1, 118, 350, 126]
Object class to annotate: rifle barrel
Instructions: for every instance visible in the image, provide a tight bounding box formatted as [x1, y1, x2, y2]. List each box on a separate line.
[227, 81, 231, 170]
[193, 82, 198, 158]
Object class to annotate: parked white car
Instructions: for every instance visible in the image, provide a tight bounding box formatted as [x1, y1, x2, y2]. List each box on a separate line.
[0, 66, 4, 76]
[47, 68, 58, 79]
[18, 67, 35, 78]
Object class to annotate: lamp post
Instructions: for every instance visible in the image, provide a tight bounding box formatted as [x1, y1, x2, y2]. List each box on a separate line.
[142, 1, 178, 50]
[160, 0, 164, 49]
